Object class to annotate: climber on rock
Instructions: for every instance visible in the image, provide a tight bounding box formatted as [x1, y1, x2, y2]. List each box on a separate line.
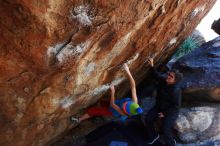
[70, 63, 143, 124]
[144, 57, 183, 146]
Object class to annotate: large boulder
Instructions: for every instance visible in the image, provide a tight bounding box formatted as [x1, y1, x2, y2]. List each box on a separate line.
[175, 106, 220, 144]
[173, 36, 220, 102]
[0, 0, 216, 146]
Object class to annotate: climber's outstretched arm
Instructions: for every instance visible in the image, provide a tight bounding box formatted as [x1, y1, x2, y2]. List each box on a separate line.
[110, 85, 125, 115]
[123, 64, 138, 104]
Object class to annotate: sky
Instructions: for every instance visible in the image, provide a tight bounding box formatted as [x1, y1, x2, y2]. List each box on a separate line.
[196, 0, 220, 41]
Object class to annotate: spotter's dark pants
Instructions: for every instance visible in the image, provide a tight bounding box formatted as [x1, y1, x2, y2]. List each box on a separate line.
[144, 107, 178, 146]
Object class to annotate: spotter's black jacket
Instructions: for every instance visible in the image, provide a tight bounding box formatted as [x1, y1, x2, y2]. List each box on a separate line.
[151, 67, 182, 115]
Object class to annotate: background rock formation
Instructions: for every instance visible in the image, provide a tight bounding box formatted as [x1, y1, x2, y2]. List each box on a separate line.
[173, 36, 220, 102]
[212, 18, 220, 35]
[176, 106, 220, 143]
[0, 0, 217, 145]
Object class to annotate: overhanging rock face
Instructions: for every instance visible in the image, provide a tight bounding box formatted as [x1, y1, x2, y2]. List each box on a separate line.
[0, 0, 216, 145]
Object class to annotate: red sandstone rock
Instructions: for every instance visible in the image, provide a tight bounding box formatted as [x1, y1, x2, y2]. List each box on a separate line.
[0, 0, 216, 145]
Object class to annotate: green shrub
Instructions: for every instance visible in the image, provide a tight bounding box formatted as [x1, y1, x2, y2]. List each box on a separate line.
[172, 36, 199, 60]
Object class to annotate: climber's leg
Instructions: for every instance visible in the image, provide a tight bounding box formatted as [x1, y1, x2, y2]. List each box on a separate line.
[70, 104, 112, 124]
